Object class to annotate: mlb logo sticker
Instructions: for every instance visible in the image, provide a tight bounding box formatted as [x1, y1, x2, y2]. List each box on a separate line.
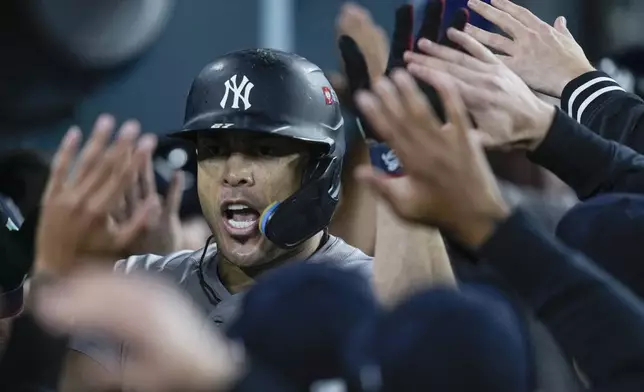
[322, 86, 335, 105]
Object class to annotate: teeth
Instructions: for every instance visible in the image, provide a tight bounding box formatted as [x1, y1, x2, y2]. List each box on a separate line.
[228, 219, 256, 229]
[227, 204, 250, 211]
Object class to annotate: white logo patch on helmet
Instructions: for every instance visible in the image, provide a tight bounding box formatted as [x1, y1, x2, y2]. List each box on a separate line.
[220, 74, 254, 110]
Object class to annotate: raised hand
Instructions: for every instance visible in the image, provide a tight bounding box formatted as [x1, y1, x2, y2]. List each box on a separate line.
[354, 69, 509, 248]
[404, 28, 556, 151]
[35, 115, 157, 275]
[335, 2, 389, 96]
[113, 142, 185, 256]
[464, 0, 594, 97]
[338, 1, 470, 127]
[336, 1, 470, 177]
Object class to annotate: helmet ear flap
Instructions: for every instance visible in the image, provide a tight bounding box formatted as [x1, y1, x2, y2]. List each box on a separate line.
[260, 156, 341, 249]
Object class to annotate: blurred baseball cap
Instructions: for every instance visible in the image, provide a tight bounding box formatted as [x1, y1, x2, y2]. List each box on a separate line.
[344, 285, 532, 392]
[0, 195, 29, 319]
[227, 262, 378, 388]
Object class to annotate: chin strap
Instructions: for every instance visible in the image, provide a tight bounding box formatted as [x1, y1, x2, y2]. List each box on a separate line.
[197, 235, 220, 305]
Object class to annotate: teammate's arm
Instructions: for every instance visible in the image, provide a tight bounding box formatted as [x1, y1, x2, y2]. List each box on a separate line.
[561, 70, 644, 154]
[332, 3, 459, 306]
[373, 200, 455, 305]
[463, 0, 644, 154]
[329, 138, 376, 256]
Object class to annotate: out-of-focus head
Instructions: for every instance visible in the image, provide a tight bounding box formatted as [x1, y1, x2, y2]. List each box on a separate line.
[0, 195, 29, 328]
[227, 262, 377, 387]
[344, 286, 532, 392]
[170, 49, 345, 268]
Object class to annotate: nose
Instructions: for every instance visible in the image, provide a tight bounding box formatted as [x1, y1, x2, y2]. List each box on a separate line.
[223, 153, 255, 187]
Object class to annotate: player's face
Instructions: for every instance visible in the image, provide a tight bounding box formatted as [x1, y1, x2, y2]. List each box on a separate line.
[196, 131, 310, 267]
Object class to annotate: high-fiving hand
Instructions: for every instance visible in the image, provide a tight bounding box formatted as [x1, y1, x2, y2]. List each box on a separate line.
[354, 69, 509, 248]
[404, 28, 556, 151]
[35, 115, 157, 275]
[113, 141, 185, 256]
[464, 0, 594, 97]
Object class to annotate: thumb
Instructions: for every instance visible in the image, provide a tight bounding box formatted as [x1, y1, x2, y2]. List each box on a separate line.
[554, 16, 573, 38]
[468, 130, 496, 149]
[355, 165, 404, 212]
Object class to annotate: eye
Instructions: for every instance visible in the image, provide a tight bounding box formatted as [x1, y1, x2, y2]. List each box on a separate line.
[256, 144, 280, 157]
[197, 144, 228, 160]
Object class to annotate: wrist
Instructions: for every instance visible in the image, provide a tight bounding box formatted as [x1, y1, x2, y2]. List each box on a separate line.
[451, 203, 511, 249]
[527, 102, 557, 152]
[556, 63, 596, 97]
[33, 253, 72, 278]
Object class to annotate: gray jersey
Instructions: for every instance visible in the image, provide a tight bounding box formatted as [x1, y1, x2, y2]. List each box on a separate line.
[69, 235, 372, 371]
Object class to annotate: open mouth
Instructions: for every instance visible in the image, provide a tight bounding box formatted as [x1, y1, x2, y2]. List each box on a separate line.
[221, 203, 261, 237]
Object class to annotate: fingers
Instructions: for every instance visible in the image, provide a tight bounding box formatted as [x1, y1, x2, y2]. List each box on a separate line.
[466, 0, 525, 38]
[553, 16, 573, 38]
[354, 91, 399, 145]
[415, 0, 444, 48]
[441, 8, 470, 49]
[406, 59, 481, 90]
[464, 23, 514, 55]
[389, 69, 442, 134]
[430, 72, 473, 139]
[338, 35, 371, 91]
[336, 2, 374, 38]
[390, 4, 415, 63]
[165, 171, 185, 215]
[77, 124, 141, 213]
[140, 144, 158, 199]
[416, 37, 492, 71]
[469, 129, 497, 148]
[488, 0, 544, 29]
[371, 77, 407, 125]
[115, 136, 160, 248]
[44, 127, 82, 200]
[72, 114, 115, 185]
[356, 77, 422, 159]
[449, 8, 470, 32]
[445, 28, 501, 64]
[354, 166, 404, 212]
[123, 169, 141, 219]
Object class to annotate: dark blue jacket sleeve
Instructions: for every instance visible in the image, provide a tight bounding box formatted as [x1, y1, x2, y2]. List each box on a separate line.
[0, 313, 68, 391]
[561, 70, 644, 154]
[528, 108, 644, 199]
[479, 209, 644, 391]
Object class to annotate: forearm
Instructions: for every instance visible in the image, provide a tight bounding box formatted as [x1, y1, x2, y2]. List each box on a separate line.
[480, 208, 644, 388]
[562, 70, 644, 154]
[529, 108, 644, 198]
[373, 201, 455, 306]
[0, 275, 68, 391]
[329, 141, 376, 256]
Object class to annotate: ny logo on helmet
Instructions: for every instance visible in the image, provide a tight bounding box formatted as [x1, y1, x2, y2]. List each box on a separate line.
[220, 74, 254, 110]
